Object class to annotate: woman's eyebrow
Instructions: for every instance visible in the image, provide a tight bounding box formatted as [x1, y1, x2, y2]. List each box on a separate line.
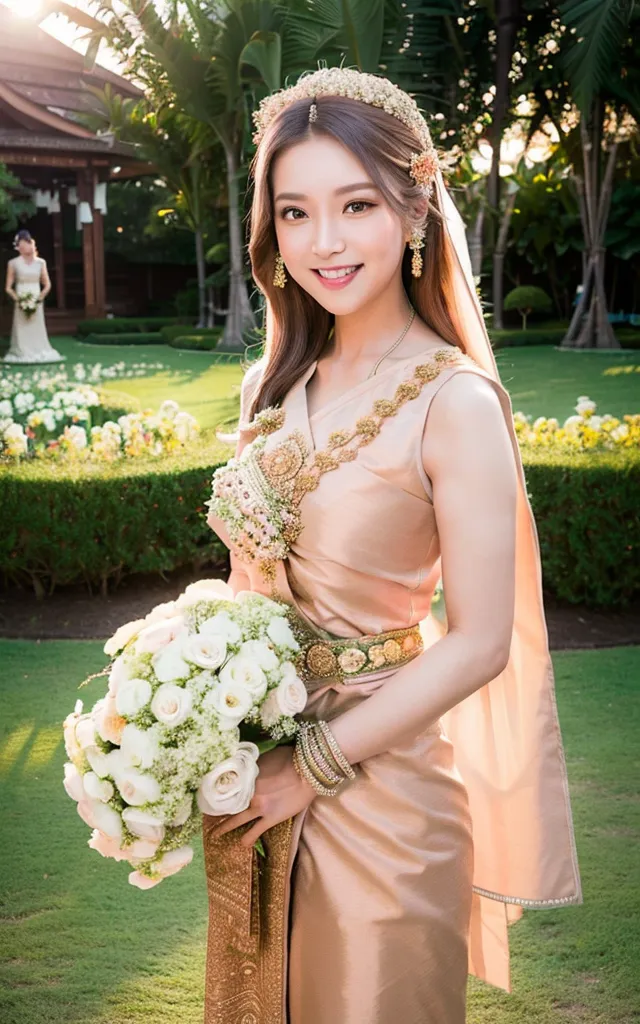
[274, 182, 379, 202]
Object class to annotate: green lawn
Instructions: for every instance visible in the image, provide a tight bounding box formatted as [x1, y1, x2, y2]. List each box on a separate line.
[0, 640, 638, 1024]
[3, 336, 638, 429]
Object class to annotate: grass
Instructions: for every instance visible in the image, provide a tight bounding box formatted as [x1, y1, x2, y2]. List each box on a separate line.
[2, 336, 638, 429]
[0, 640, 638, 1024]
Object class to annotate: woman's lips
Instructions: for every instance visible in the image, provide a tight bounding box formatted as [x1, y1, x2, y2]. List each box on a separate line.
[312, 265, 363, 289]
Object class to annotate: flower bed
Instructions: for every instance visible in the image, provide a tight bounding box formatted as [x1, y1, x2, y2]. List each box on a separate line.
[0, 361, 199, 462]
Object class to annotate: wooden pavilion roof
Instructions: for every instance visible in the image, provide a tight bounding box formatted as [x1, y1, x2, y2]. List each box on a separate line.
[0, 4, 143, 168]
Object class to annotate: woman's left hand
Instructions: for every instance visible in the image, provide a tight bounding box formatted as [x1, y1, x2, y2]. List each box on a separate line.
[208, 743, 317, 848]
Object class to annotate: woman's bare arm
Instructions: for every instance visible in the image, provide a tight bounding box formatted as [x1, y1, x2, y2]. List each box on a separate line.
[39, 260, 52, 301]
[5, 261, 17, 302]
[329, 372, 518, 764]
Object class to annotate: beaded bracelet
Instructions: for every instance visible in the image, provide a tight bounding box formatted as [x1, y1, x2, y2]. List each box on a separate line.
[317, 720, 356, 780]
[300, 724, 342, 790]
[306, 726, 343, 785]
[292, 740, 339, 796]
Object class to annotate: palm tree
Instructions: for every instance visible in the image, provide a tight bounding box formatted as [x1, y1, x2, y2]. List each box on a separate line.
[557, 0, 640, 349]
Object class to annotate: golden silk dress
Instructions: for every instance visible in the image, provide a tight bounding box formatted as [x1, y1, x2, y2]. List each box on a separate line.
[202, 346, 582, 1024]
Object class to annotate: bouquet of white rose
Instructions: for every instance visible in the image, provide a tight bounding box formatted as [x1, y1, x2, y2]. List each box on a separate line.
[62, 580, 308, 889]
[17, 293, 39, 318]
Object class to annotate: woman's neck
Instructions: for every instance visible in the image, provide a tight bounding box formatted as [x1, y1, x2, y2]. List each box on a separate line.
[328, 281, 413, 365]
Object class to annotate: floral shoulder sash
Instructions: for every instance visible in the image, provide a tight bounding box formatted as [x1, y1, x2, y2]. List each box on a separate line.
[206, 345, 474, 583]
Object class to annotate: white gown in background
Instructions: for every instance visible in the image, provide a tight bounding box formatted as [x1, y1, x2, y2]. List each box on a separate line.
[3, 256, 64, 365]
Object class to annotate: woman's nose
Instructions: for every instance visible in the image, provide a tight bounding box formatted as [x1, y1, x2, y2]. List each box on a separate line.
[311, 219, 346, 260]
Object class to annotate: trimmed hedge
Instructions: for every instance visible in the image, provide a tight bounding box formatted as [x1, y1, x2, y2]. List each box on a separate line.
[76, 318, 184, 337]
[80, 332, 164, 346]
[159, 325, 220, 344]
[0, 438, 232, 597]
[1, 442, 638, 605]
[489, 326, 640, 349]
[168, 331, 223, 352]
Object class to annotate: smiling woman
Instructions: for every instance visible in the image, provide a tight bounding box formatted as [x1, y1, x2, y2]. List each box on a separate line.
[201, 67, 582, 1024]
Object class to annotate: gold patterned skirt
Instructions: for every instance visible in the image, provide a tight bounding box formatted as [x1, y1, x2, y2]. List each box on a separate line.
[202, 678, 474, 1024]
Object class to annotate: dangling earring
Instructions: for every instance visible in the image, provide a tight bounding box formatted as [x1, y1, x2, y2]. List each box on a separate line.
[273, 251, 287, 288]
[409, 231, 425, 278]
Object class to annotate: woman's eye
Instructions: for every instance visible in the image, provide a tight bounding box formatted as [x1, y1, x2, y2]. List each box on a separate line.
[281, 207, 307, 221]
[345, 200, 374, 214]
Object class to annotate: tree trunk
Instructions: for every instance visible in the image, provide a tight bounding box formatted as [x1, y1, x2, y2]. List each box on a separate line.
[467, 206, 485, 279]
[562, 113, 619, 350]
[194, 228, 207, 329]
[221, 146, 256, 352]
[492, 190, 517, 330]
[487, 0, 521, 214]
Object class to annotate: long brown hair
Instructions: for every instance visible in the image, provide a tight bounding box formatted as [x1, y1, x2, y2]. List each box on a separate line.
[247, 94, 464, 417]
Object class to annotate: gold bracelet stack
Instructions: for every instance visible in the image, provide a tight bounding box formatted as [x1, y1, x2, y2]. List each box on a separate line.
[292, 720, 356, 796]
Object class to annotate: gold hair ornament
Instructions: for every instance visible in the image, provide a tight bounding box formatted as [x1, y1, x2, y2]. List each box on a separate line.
[253, 67, 441, 195]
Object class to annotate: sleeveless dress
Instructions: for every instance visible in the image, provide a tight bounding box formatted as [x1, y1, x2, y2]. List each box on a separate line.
[3, 256, 64, 365]
[203, 345, 582, 1024]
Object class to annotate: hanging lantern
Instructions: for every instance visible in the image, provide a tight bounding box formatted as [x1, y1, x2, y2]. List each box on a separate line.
[94, 182, 107, 215]
[78, 201, 93, 225]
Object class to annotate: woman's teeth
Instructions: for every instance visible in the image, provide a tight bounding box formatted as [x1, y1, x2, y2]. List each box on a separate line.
[317, 265, 360, 279]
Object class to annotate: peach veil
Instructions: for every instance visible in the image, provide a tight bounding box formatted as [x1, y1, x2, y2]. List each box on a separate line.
[427, 170, 582, 989]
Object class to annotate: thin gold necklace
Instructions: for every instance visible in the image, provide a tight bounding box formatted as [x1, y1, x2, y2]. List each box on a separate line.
[367, 306, 416, 379]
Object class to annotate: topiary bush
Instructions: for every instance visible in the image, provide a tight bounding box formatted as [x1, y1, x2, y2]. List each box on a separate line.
[80, 332, 164, 346]
[76, 318, 183, 337]
[1, 441, 638, 604]
[504, 286, 553, 330]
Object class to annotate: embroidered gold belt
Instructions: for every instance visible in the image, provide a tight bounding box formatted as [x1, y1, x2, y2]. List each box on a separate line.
[289, 617, 424, 683]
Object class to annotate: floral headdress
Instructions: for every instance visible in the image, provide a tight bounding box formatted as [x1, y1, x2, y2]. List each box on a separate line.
[252, 67, 441, 197]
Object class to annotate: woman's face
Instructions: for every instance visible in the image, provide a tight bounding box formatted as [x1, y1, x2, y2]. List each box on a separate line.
[17, 238, 34, 257]
[271, 135, 407, 316]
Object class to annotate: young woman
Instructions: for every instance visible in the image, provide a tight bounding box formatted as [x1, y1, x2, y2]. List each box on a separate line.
[4, 229, 64, 364]
[203, 68, 582, 1024]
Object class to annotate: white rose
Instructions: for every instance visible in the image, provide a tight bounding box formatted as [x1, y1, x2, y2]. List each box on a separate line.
[122, 807, 166, 841]
[128, 845, 194, 889]
[126, 837, 163, 863]
[135, 615, 186, 655]
[197, 742, 260, 816]
[115, 678, 152, 717]
[63, 762, 85, 801]
[150, 682, 193, 727]
[219, 655, 267, 702]
[93, 692, 127, 745]
[86, 745, 125, 780]
[183, 632, 227, 670]
[83, 771, 115, 803]
[176, 579, 233, 609]
[239, 639, 279, 673]
[104, 618, 145, 656]
[151, 636, 190, 683]
[142, 600, 178, 627]
[199, 611, 242, 645]
[115, 767, 162, 806]
[108, 653, 136, 696]
[266, 616, 298, 651]
[120, 723, 160, 769]
[77, 798, 123, 839]
[63, 702, 84, 762]
[75, 714, 96, 750]
[274, 665, 307, 716]
[204, 679, 253, 730]
[87, 829, 131, 862]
